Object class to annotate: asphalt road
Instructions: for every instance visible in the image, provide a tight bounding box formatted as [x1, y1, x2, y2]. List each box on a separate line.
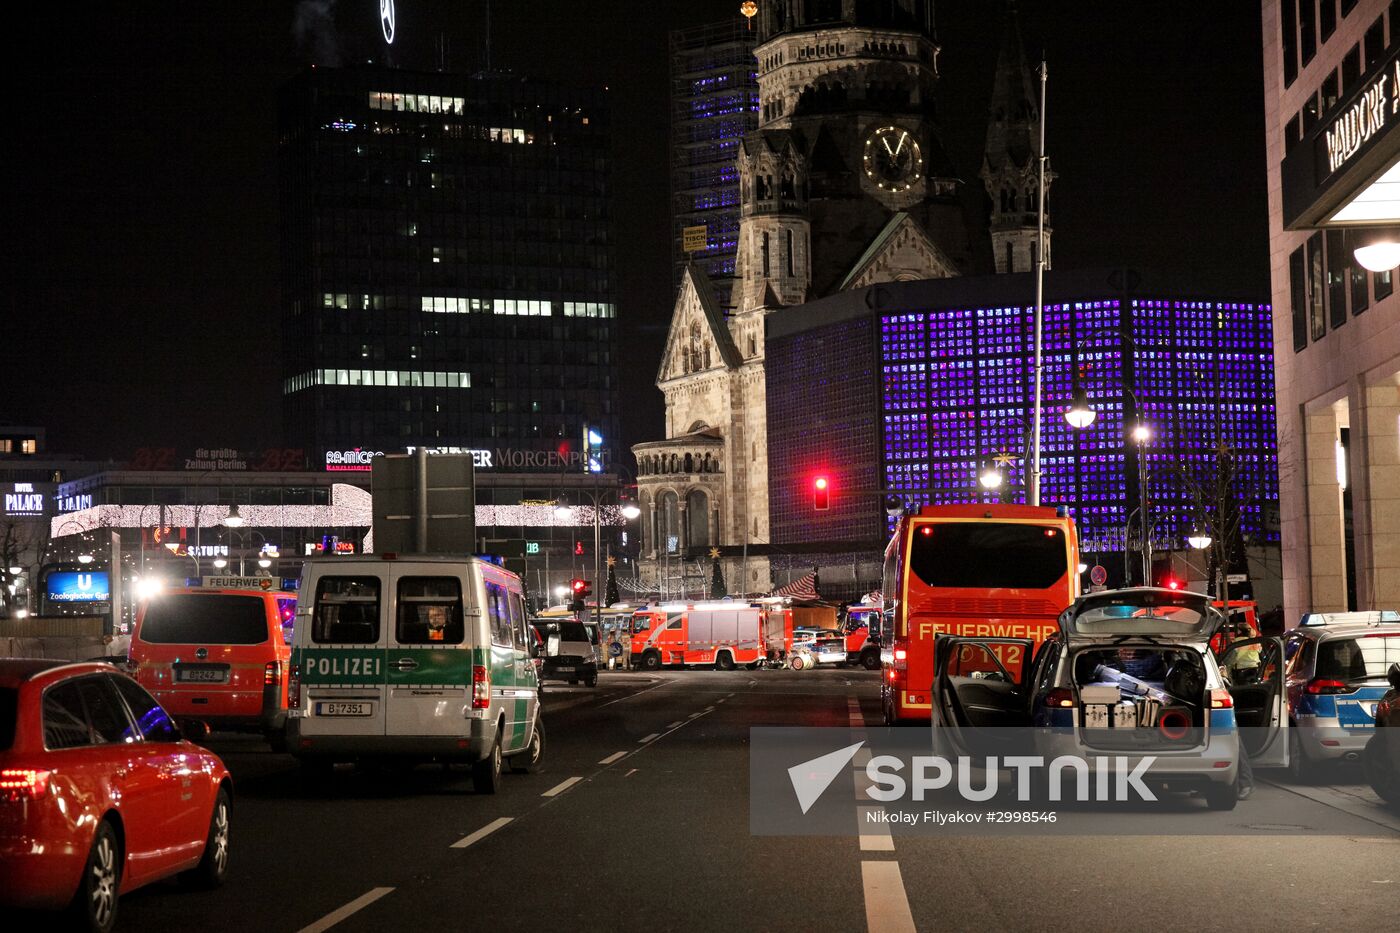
[76, 669, 1400, 932]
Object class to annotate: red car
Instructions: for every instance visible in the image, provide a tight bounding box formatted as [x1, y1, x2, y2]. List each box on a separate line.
[0, 660, 232, 932]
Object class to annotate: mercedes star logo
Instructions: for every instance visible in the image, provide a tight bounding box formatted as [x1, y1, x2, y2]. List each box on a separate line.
[380, 0, 395, 44]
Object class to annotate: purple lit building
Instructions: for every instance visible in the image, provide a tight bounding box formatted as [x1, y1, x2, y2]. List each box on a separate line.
[668, 20, 759, 304]
[766, 268, 1278, 590]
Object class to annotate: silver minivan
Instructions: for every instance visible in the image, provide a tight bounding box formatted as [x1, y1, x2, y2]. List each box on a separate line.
[287, 555, 544, 793]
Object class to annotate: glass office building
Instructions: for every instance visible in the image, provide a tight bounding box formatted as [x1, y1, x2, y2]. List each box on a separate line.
[669, 20, 759, 304]
[278, 66, 618, 468]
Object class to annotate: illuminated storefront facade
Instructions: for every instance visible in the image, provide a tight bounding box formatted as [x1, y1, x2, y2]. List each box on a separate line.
[1265, 0, 1400, 615]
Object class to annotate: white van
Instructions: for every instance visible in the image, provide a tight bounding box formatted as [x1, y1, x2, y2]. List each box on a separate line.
[286, 555, 544, 793]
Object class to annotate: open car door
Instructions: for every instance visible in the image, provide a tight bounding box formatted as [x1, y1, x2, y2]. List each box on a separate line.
[931, 636, 1035, 759]
[1219, 636, 1288, 767]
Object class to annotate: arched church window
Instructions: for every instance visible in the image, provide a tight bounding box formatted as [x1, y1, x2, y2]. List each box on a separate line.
[762, 232, 771, 278]
[786, 228, 795, 277]
[660, 491, 680, 554]
[1024, 185, 1036, 213]
[683, 453, 694, 474]
[687, 490, 710, 548]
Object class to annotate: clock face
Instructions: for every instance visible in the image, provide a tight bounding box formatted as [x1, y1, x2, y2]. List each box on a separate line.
[863, 126, 923, 193]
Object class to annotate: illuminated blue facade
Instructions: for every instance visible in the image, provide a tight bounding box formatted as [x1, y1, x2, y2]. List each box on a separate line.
[878, 298, 1277, 553]
[670, 20, 759, 302]
[767, 271, 1279, 570]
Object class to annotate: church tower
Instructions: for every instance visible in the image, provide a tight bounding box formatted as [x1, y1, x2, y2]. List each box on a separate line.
[981, 3, 1053, 275]
[634, 0, 974, 596]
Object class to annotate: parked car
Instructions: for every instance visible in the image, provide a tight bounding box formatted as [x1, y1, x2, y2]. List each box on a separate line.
[531, 618, 599, 686]
[0, 660, 232, 932]
[1363, 661, 1400, 809]
[1281, 611, 1400, 782]
[932, 587, 1287, 811]
[129, 586, 297, 751]
[808, 629, 849, 666]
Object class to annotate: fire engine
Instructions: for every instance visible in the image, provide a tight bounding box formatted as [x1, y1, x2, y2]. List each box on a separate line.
[629, 602, 792, 670]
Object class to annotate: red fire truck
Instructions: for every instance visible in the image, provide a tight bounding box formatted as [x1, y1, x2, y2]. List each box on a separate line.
[630, 602, 790, 670]
[841, 603, 883, 670]
[881, 503, 1081, 724]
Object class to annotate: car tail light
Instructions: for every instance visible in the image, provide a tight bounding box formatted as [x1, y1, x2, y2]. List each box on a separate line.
[1210, 688, 1233, 709]
[472, 665, 490, 709]
[265, 661, 281, 686]
[0, 769, 51, 797]
[288, 664, 301, 707]
[1305, 678, 1349, 695]
[1045, 688, 1075, 709]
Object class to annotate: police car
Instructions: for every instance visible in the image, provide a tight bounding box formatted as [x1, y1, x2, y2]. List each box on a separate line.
[1283, 611, 1400, 781]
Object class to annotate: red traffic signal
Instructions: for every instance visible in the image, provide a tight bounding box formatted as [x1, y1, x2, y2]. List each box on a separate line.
[813, 475, 830, 511]
[574, 540, 584, 556]
[1164, 577, 1182, 591]
[571, 578, 588, 593]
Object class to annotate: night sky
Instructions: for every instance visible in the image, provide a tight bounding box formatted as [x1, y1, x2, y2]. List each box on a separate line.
[2, 1, 1268, 461]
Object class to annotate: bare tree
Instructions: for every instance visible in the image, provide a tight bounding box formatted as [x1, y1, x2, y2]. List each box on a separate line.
[0, 518, 50, 616]
[1171, 441, 1271, 603]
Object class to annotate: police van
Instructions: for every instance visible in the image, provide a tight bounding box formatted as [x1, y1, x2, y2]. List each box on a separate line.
[286, 554, 544, 793]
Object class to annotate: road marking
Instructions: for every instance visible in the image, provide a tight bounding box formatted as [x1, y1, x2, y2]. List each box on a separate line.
[297, 887, 395, 933]
[715, 698, 726, 704]
[639, 733, 660, 743]
[857, 807, 895, 851]
[450, 817, 512, 849]
[598, 680, 667, 707]
[624, 768, 638, 776]
[688, 711, 705, 719]
[861, 862, 917, 933]
[542, 777, 583, 797]
[598, 751, 627, 765]
[667, 720, 684, 728]
[703, 705, 716, 712]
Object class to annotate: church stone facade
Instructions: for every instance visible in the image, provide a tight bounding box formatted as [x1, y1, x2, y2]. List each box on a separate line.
[634, 2, 1046, 597]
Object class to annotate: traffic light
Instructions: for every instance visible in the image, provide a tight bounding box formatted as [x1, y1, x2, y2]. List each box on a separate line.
[569, 578, 591, 612]
[574, 540, 584, 556]
[813, 475, 830, 511]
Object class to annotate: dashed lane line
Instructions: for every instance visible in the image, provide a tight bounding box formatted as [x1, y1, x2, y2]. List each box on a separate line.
[450, 817, 513, 849]
[861, 862, 917, 933]
[541, 776, 584, 797]
[597, 680, 668, 708]
[667, 720, 685, 728]
[297, 887, 396, 933]
[639, 733, 661, 743]
[857, 806, 895, 852]
[598, 751, 627, 765]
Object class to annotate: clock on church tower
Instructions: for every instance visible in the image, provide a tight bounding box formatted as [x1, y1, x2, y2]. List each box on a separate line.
[862, 124, 924, 194]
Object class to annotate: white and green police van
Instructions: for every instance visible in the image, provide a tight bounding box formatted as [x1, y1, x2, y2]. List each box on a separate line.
[287, 555, 543, 793]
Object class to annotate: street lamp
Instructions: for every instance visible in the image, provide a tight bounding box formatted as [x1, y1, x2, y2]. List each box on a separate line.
[258, 557, 272, 569]
[978, 464, 1004, 490]
[1131, 421, 1153, 586]
[77, 554, 94, 564]
[223, 504, 245, 528]
[213, 558, 228, 569]
[1187, 531, 1213, 550]
[1064, 387, 1097, 429]
[555, 487, 640, 625]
